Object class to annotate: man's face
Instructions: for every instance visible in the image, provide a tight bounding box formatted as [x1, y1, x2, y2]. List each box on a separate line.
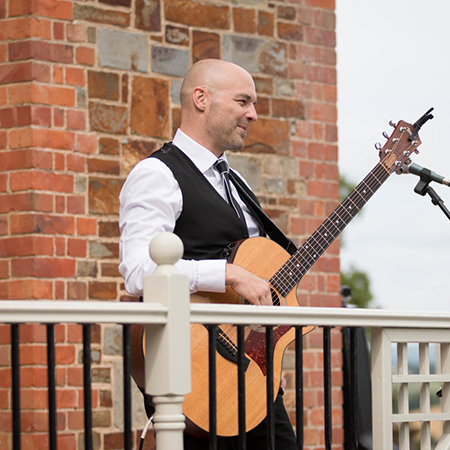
[204, 71, 258, 154]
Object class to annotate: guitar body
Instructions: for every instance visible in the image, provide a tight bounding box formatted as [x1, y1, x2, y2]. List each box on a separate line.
[187, 237, 314, 436]
[130, 237, 314, 437]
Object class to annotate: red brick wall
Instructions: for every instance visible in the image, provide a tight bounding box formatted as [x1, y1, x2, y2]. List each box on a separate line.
[0, 0, 342, 448]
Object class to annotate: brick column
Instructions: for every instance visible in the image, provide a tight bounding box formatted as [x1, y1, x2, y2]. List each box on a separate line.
[0, 0, 342, 448]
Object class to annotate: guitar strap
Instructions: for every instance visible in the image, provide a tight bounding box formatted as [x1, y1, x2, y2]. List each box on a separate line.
[229, 170, 297, 256]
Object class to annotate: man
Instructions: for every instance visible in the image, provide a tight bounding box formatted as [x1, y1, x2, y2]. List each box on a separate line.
[119, 59, 297, 449]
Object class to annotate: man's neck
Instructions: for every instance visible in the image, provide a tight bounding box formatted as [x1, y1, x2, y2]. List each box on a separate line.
[176, 127, 222, 158]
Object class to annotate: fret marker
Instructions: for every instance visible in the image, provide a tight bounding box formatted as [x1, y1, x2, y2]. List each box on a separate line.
[296, 264, 300, 268]
[289, 272, 292, 276]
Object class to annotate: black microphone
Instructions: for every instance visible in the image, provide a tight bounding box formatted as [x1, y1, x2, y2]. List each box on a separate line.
[398, 161, 450, 187]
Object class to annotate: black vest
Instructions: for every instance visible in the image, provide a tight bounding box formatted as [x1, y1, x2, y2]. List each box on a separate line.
[151, 143, 254, 261]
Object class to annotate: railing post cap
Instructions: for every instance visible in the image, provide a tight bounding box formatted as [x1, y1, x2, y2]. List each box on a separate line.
[149, 232, 184, 266]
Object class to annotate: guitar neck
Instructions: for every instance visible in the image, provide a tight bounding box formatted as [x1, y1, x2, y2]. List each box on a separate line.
[271, 162, 391, 297]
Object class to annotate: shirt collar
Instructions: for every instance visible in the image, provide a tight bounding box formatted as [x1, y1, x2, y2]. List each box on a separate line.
[172, 129, 228, 174]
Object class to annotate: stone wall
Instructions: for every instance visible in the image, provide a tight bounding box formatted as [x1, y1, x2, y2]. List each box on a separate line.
[0, 0, 342, 448]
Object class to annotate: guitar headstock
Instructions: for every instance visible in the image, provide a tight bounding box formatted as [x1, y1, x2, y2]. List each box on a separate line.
[378, 120, 421, 174]
[378, 108, 434, 174]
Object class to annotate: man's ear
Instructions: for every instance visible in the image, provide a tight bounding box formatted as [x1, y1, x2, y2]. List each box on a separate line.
[192, 87, 207, 112]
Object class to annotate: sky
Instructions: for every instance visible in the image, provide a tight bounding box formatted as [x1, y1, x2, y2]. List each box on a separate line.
[336, 1, 450, 311]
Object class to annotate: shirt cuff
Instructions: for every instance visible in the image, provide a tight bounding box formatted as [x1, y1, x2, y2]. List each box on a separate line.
[196, 259, 227, 293]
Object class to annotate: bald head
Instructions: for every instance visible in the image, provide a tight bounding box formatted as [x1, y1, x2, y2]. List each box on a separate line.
[180, 59, 254, 110]
[179, 59, 257, 157]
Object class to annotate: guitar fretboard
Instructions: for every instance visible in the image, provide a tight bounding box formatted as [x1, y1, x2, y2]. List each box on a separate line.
[270, 162, 391, 298]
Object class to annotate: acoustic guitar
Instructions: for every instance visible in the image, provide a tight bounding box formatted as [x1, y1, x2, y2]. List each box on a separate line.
[130, 111, 432, 437]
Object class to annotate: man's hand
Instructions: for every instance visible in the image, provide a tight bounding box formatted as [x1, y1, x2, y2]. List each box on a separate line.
[225, 263, 273, 306]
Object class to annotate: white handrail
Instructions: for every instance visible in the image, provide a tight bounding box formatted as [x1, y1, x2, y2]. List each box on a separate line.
[2, 300, 450, 330]
[190, 303, 450, 328]
[0, 300, 168, 324]
[2, 300, 450, 329]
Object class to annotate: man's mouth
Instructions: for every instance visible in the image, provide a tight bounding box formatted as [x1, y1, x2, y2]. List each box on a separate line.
[238, 124, 248, 135]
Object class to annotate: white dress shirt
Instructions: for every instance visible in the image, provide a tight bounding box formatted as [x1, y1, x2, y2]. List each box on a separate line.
[119, 129, 261, 297]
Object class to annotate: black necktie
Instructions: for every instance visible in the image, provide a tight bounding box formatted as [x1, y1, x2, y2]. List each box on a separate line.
[214, 159, 246, 226]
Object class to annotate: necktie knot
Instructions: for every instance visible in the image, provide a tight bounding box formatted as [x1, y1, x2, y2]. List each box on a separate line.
[214, 159, 229, 175]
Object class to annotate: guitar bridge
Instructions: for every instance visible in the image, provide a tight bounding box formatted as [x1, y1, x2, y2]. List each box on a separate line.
[216, 327, 250, 371]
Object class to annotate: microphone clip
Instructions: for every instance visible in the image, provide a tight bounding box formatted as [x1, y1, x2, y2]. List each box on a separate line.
[414, 167, 434, 197]
[409, 107, 434, 142]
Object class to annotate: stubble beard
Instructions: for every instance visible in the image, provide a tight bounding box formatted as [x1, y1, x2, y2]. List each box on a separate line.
[206, 107, 247, 153]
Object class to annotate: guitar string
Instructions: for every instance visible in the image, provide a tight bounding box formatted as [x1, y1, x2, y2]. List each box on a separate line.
[218, 327, 239, 353]
[270, 165, 387, 296]
[270, 138, 415, 299]
[217, 137, 415, 350]
[218, 324, 241, 352]
[273, 166, 384, 281]
[237, 138, 416, 347]
[273, 139, 416, 293]
[219, 288, 281, 343]
[272, 164, 393, 295]
[249, 155, 387, 306]
[272, 142, 405, 289]
[219, 285, 281, 340]
[217, 134, 415, 339]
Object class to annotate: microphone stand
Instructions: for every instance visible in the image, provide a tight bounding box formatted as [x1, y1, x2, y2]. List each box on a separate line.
[413, 169, 450, 221]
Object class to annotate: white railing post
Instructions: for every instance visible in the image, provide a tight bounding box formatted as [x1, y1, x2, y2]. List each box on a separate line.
[143, 232, 191, 450]
[371, 327, 394, 450]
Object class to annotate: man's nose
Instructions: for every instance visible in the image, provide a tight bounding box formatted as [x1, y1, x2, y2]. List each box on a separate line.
[247, 104, 257, 122]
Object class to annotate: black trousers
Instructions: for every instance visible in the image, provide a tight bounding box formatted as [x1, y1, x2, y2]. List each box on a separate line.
[183, 392, 297, 450]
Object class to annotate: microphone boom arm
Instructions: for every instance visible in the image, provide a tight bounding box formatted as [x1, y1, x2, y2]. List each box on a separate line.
[414, 169, 450, 222]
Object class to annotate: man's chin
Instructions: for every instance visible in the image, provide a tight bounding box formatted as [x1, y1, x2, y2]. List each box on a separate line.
[227, 139, 246, 152]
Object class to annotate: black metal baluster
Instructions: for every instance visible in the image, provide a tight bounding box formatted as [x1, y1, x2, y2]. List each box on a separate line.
[83, 324, 93, 450]
[47, 324, 57, 450]
[237, 325, 246, 450]
[208, 325, 218, 450]
[349, 327, 358, 450]
[295, 326, 304, 450]
[342, 326, 353, 450]
[123, 325, 132, 450]
[11, 324, 20, 450]
[266, 326, 274, 450]
[323, 327, 332, 450]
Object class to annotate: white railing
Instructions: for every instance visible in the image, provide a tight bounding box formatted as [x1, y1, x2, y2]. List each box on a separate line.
[2, 232, 450, 449]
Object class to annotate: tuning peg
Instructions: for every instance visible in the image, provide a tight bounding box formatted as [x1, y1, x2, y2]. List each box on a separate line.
[374, 142, 382, 151]
[414, 149, 420, 155]
[382, 131, 390, 139]
[389, 120, 397, 128]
